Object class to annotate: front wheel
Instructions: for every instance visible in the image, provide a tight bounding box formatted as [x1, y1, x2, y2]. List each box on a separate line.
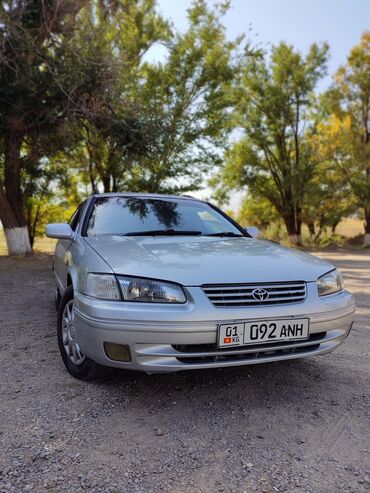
[57, 285, 111, 380]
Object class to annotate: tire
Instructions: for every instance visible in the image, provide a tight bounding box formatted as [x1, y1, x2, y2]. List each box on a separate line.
[57, 285, 111, 381]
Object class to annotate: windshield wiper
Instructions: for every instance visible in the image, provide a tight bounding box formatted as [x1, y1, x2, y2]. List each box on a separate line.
[205, 232, 244, 237]
[124, 229, 203, 236]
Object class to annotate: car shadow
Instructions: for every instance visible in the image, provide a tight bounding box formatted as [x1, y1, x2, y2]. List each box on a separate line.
[95, 357, 339, 411]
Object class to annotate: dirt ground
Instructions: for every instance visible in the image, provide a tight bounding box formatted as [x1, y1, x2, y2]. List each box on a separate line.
[0, 250, 369, 493]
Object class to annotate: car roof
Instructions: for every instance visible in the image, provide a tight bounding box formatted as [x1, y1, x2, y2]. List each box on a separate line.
[91, 192, 204, 202]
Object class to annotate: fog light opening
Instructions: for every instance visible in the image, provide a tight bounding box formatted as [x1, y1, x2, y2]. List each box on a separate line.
[104, 342, 132, 362]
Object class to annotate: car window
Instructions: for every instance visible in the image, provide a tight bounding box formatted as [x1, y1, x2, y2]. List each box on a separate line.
[86, 197, 243, 236]
[69, 204, 83, 231]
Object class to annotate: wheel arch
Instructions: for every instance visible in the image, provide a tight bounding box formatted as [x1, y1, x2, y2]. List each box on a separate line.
[64, 264, 79, 295]
[66, 273, 73, 288]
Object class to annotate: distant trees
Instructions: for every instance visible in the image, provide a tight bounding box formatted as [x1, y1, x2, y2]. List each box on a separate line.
[237, 195, 280, 231]
[301, 138, 356, 240]
[215, 42, 329, 245]
[315, 32, 370, 244]
[133, 1, 239, 193]
[215, 33, 370, 246]
[67, 0, 239, 194]
[65, 0, 172, 194]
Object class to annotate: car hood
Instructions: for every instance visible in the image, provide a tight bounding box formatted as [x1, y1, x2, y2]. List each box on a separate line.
[84, 236, 333, 285]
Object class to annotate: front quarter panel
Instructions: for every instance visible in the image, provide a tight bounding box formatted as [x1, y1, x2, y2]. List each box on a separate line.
[54, 239, 73, 293]
[65, 238, 114, 295]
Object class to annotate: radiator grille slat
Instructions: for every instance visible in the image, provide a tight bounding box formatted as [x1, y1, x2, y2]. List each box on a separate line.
[203, 281, 306, 307]
[204, 283, 304, 292]
[208, 289, 305, 298]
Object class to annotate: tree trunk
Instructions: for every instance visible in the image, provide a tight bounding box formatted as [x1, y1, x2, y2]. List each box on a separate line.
[102, 175, 111, 193]
[288, 233, 302, 246]
[26, 203, 40, 249]
[307, 221, 315, 237]
[331, 219, 340, 235]
[0, 187, 31, 255]
[0, 132, 32, 255]
[284, 212, 302, 246]
[112, 173, 118, 192]
[88, 166, 98, 194]
[364, 207, 370, 246]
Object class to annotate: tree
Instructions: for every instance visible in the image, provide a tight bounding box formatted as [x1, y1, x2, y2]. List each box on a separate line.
[128, 0, 240, 193]
[302, 164, 356, 239]
[0, 0, 240, 254]
[215, 42, 329, 245]
[304, 116, 357, 239]
[318, 32, 370, 244]
[65, 0, 240, 195]
[64, 0, 171, 193]
[0, 0, 89, 255]
[22, 154, 83, 247]
[0, 0, 154, 254]
[237, 194, 280, 230]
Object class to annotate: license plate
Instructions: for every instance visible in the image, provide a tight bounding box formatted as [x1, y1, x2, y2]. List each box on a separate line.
[217, 318, 309, 348]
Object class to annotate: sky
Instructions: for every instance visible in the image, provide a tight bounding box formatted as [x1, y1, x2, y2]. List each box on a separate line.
[151, 0, 369, 208]
[155, 0, 368, 90]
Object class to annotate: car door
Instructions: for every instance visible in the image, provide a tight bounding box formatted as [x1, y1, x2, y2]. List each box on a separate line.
[54, 204, 83, 292]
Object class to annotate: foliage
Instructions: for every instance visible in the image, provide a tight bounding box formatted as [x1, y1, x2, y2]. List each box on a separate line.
[0, 2, 368, 253]
[304, 114, 357, 239]
[130, 0, 240, 193]
[23, 159, 82, 247]
[64, 0, 172, 193]
[0, 0, 98, 253]
[0, 0, 241, 253]
[214, 41, 329, 244]
[237, 195, 280, 230]
[65, 0, 241, 194]
[317, 32, 370, 243]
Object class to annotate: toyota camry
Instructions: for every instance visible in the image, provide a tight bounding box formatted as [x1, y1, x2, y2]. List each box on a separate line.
[46, 193, 355, 380]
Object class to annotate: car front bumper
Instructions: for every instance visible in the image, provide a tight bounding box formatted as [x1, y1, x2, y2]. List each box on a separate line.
[73, 283, 355, 372]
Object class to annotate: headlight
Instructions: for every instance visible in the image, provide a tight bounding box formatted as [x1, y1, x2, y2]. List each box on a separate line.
[317, 269, 343, 296]
[117, 276, 186, 303]
[86, 273, 121, 300]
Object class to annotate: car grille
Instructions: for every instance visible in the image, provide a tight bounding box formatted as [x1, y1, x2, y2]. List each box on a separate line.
[202, 281, 307, 307]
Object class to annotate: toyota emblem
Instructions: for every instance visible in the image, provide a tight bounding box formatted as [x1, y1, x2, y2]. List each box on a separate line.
[252, 288, 269, 301]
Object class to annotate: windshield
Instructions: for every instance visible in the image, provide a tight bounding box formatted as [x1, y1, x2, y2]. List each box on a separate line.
[85, 197, 245, 237]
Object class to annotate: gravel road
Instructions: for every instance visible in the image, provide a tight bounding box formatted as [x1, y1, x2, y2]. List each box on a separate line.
[0, 250, 369, 493]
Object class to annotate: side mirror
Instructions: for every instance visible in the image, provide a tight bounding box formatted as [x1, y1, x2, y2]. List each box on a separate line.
[246, 226, 260, 238]
[46, 223, 74, 240]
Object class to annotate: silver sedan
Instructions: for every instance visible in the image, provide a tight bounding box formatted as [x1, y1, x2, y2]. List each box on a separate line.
[46, 193, 355, 380]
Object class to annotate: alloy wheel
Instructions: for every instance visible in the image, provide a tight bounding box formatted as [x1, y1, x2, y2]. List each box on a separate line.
[61, 300, 86, 365]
